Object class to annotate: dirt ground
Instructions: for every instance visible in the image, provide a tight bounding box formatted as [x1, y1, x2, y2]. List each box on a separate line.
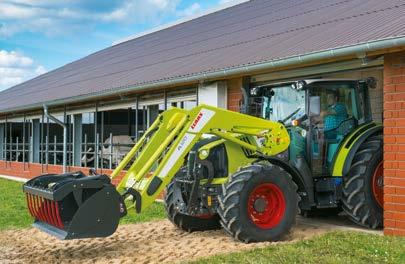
[0, 219, 333, 264]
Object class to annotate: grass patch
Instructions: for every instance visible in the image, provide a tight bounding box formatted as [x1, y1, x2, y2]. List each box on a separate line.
[0, 178, 166, 230]
[120, 202, 166, 224]
[192, 231, 405, 264]
[0, 178, 32, 230]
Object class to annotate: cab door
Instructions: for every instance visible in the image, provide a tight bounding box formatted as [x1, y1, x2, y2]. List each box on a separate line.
[308, 81, 359, 177]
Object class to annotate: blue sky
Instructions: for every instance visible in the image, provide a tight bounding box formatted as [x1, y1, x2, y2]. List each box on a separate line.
[0, 0, 239, 91]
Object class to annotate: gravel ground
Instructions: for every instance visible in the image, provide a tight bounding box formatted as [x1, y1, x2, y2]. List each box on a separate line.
[0, 218, 335, 264]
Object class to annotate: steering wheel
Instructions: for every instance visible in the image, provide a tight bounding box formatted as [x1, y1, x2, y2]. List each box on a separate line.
[281, 108, 302, 124]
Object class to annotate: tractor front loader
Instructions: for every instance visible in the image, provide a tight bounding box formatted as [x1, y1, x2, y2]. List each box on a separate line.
[23, 104, 298, 242]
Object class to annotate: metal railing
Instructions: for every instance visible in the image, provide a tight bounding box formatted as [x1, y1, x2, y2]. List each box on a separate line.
[3, 138, 30, 162]
[2, 132, 138, 171]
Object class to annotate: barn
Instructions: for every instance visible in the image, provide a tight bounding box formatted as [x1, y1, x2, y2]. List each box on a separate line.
[0, 0, 404, 236]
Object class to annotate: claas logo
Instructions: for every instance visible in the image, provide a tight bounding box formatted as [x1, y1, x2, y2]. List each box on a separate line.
[191, 112, 203, 129]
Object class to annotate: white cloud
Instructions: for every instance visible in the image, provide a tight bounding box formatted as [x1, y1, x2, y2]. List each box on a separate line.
[218, 0, 248, 5]
[219, 0, 234, 4]
[0, 0, 185, 37]
[176, 3, 202, 17]
[0, 50, 46, 91]
[0, 50, 33, 67]
[0, 2, 42, 19]
[35, 65, 47, 75]
[100, 0, 181, 23]
[150, 0, 176, 9]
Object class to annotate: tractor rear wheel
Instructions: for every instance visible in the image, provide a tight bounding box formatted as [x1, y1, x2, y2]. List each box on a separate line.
[164, 181, 221, 232]
[342, 134, 383, 228]
[218, 164, 298, 243]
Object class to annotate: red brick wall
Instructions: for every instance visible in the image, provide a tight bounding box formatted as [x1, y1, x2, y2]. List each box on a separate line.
[383, 51, 405, 236]
[0, 161, 125, 185]
[227, 77, 243, 112]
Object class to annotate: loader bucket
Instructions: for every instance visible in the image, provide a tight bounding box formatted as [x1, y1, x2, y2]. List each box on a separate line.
[23, 172, 125, 240]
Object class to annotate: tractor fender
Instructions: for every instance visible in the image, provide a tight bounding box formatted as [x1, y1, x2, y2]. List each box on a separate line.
[332, 123, 383, 177]
[264, 156, 315, 209]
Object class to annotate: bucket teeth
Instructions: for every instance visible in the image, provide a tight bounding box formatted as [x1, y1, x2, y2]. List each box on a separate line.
[33, 195, 39, 220]
[42, 198, 50, 225]
[46, 200, 55, 227]
[39, 198, 44, 221]
[31, 195, 38, 219]
[26, 194, 34, 218]
[25, 193, 64, 229]
[54, 201, 64, 228]
[36, 196, 42, 221]
[32, 195, 38, 220]
[51, 201, 61, 228]
[39, 197, 46, 222]
[36, 196, 44, 222]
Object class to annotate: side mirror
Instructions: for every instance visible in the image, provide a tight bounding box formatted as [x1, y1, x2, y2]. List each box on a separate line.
[309, 96, 321, 116]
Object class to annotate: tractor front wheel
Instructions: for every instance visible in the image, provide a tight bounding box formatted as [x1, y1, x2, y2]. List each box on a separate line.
[342, 134, 383, 228]
[218, 164, 298, 243]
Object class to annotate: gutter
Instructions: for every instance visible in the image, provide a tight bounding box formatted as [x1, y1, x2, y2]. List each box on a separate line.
[43, 105, 67, 173]
[2, 36, 405, 114]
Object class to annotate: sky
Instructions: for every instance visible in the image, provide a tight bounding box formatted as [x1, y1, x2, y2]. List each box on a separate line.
[0, 0, 240, 91]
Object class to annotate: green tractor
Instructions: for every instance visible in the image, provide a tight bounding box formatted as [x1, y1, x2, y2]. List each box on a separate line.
[22, 78, 382, 243]
[165, 78, 383, 240]
[242, 78, 383, 228]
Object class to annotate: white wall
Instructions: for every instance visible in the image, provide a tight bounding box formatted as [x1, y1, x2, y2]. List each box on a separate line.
[198, 81, 227, 108]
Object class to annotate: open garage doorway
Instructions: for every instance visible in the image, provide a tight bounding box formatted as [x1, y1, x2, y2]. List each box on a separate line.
[248, 63, 384, 230]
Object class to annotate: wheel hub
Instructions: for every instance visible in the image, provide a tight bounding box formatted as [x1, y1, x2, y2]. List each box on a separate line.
[253, 197, 268, 213]
[372, 161, 384, 208]
[247, 183, 286, 229]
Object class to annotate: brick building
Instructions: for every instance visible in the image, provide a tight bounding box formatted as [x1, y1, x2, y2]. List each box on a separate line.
[382, 52, 405, 236]
[0, 0, 404, 235]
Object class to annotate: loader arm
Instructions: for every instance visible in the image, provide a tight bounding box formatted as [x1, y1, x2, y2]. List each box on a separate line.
[22, 104, 290, 240]
[110, 104, 290, 213]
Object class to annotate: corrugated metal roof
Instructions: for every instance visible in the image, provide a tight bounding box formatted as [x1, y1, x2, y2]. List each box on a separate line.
[1, 0, 404, 113]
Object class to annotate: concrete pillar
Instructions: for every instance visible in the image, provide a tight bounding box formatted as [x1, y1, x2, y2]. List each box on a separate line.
[30, 119, 40, 163]
[73, 114, 82, 167]
[0, 123, 4, 160]
[198, 81, 227, 108]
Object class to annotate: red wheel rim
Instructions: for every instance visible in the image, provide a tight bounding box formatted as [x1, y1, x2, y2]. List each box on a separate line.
[372, 161, 384, 208]
[248, 183, 286, 229]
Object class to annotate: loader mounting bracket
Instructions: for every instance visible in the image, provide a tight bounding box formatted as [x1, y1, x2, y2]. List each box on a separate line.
[123, 188, 142, 213]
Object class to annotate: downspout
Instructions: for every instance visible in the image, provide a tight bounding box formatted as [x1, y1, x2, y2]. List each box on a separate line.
[43, 105, 67, 173]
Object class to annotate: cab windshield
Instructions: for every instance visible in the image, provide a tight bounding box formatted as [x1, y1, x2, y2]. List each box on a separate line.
[267, 85, 306, 122]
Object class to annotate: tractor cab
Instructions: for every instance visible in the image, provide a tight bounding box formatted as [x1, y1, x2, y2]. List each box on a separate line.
[246, 78, 375, 178]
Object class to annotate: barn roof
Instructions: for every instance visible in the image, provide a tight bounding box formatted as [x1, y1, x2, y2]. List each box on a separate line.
[1, 0, 404, 113]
